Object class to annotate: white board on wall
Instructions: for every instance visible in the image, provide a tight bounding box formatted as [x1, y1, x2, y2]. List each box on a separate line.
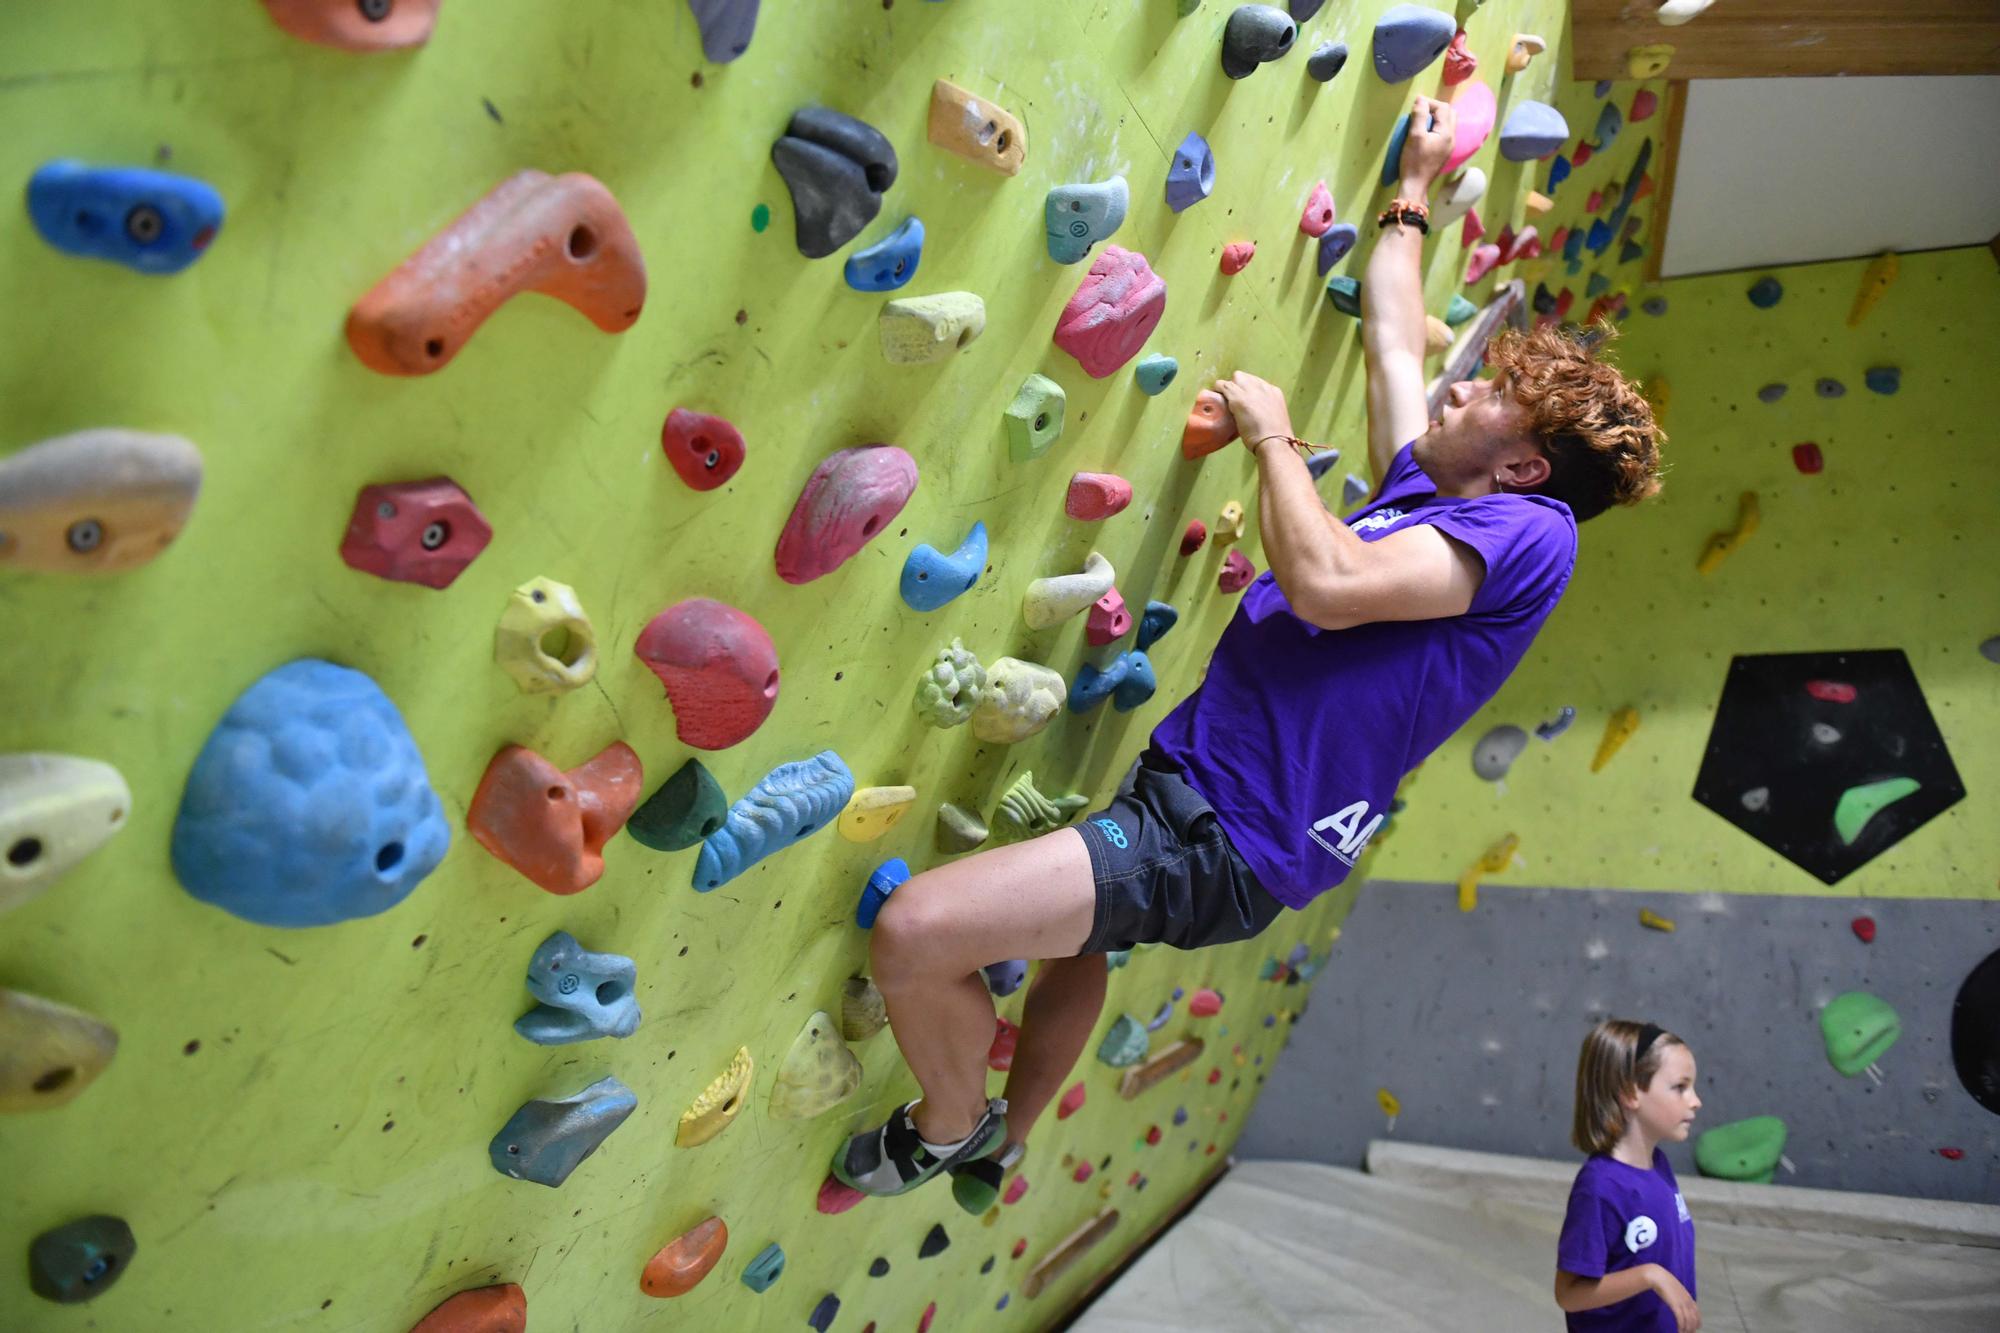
[1661, 75, 2000, 278]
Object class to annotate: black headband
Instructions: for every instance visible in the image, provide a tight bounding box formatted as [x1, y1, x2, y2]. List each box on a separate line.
[1634, 1023, 1666, 1064]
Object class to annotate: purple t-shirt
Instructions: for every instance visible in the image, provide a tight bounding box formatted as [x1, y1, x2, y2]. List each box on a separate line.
[1557, 1150, 1698, 1332]
[1150, 441, 1576, 907]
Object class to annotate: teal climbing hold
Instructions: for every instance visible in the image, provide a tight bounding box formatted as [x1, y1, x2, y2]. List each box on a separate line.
[1325, 274, 1361, 316]
[1748, 276, 1783, 308]
[1591, 102, 1622, 150]
[751, 203, 770, 232]
[1585, 272, 1610, 298]
[1618, 239, 1644, 264]
[1113, 651, 1157, 712]
[1563, 227, 1586, 264]
[1137, 600, 1178, 651]
[693, 751, 854, 891]
[1444, 293, 1477, 326]
[1864, 366, 1901, 395]
[1046, 177, 1128, 264]
[1097, 1013, 1150, 1067]
[629, 758, 728, 852]
[1106, 949, 1131, 970]
[1380, 112, 1414, 187]
[1821, 990, 1900, 1076]
[742, 1242, 786, 1292]
[1694, 1115, 1787, 1183]
[1834, 776, 1919, 845]
[1135, 354, 1179, 395]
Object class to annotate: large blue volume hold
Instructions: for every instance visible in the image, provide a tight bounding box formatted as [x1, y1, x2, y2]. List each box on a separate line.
[901, 521, 986, 611]
[28, 160, 224, 275]
[1165, 133, 1215, 212]
[488, 1075, 637, 1188]
[171, 659, 450, 928]
[845, 216, 924, 292]
[515, 931, 642, 1045]
[694, 750, 854, 890]
[855, 857, 910, 928]
[1372, 4, 1454, 83]
[1498, 102, 1570, 161]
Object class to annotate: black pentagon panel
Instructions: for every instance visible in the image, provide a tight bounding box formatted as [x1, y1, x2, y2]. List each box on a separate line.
[1952, 948, 2000, 1118]
[1692, 650, 1964, 884]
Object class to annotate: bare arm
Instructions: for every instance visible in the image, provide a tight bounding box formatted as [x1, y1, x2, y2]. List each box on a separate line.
[1556, 1266, 1701, 1331]
[1362, 96, 1456, 488]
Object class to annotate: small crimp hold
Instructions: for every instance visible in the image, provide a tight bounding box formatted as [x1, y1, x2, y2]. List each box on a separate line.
[641, 1216, 728, 1298]
[1165, 133, 1215, 212]
[1218, 549, 1256, 593]
[261, 0, 440, 51]
[1299, 181, 1336, 237]
[676, 1046, 753, 1147]
[341, 476, 491, 589]
[1086, 589, 1134, 645]
[1113, 651, 1157, 712]
[1137, 601, 1179, 652]
[1135, 354, 1179, 395]
[841, 787, 917, 843]
[1006, 374, 1069, 460]
[1183, 389, 1240, 460]
[1067, 473, 1132, 522]
[27, 1214, 137, 1305]
[660, 408, 746, 491]
[494, 577, 598, 694]
[881, 292, 987, 364]
[902, 522, 987, 611]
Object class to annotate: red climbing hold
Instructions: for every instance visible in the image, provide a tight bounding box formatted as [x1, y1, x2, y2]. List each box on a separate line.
[1633, 174, 1656, 201]
[1206, 1067, 1222, 1085]
[1553, 288, 1575, 320]
[1572, 141, 1593, 167]
[660, 408, 746, 491]
[1180, 519, 1208, 556]
[774, 444, 919, 584]
[1087, 589, 1134, 646]
[634, 598, 780, 750]
[1807, 680, 1857, 704]
[918, 1302, 936, 1333]
[1220, 242, 1256, 275]
[1073, 1161, 1095, 1182]
[1066, 472, 1133, 521]
[1053, 245, 1169, 379]
[989, 1016, 1019, 1072]
[1443, 29, 1477, 85]
[1004, 1175, 1029, 1204]
[817, 1174, 866, 1215]
[1011, 1237, 1028, 1260]
[467, 742, 643, 895]
[1792, 442, 1825, 474]
[1218, 549, 1256, 594]
[1145, 1125, 1162, 1145]
[1057, 1081, 1087, 1119]
[409, 1283, 526, 1333]
[1938, 1147, 1965, 1161]
[1189, 988, 1223, 1017]
[341, 477, 493, 590]
[1631, 89, 1658, 122]
[1852, 916, 1876, 944]
[1127, 1170, 1142, 1187]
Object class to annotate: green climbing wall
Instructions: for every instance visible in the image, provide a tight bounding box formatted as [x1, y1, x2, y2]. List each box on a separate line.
[0, 0, 1602, 1326]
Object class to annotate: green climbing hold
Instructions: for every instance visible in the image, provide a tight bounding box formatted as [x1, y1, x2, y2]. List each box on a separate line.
[628, 759, 729, 851]
[1105, 949, 1131, 970]
[994, 771, 1088, 842]
[936, 801, 990, 853]
[1693, 1115, 1787, 1183]
[1444, 294, 1478, 326]
[914, 638, 987, 729]
[751, 203, 770, 232]
[1097, 1013, 1150, 1067]
[1820, 990, 1901, 1077]
[1833, 776, 1919, 845]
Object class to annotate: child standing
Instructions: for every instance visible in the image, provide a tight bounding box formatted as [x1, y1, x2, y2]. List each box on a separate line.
[1555, 1019, 1704, 1332]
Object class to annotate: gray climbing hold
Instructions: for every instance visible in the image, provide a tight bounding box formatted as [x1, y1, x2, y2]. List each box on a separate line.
[1306, 40, 1349, 81]
[1979, 635, 2000, 665]
[488, 1075, 637, 1187]
[515, 931, 641, 1044]
[771, 107, 898, 259]
[1586, 272, 1610, 298]
[983, 959, 1028, 996]
[1498, 101, 1568, 161]
[869, 1256, 890, 1277]
[1135, 354, 1179, 395]
[1222, 5, 1297, 80]
[1046, 177, 1129, 264]
[28, 1215, 136, 1305]
[1305, 447, 1342, 480]
[1535, 707, 1575, 741]
[1289, 0, 1327, 19]
[1137, 600, 1179, 651]
[1372, 4, 1454, 83]
[687, 0, 760, 64]
[1741, 786, 1770, 812]
[1747, 276, 1783, 308]
[1341, 472, 1370, 506]
[1757, 383, 1787, 403]
[1166, 133, 1214, 212]
[1641, 296, 1667, 317]
[1816, 377, 1846, 399]
[1316, 222, 1358, 275]
[1591, 101, 1621, 151]
[1472, 724, 1529, 781]
[1864, 366, 1900, 395]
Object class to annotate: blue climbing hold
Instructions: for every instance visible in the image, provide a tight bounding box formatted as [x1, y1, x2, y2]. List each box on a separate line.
[901, 521, 987, 612]
[27, 160, 225, 275]
[1135, 354, 1179, 395]
[1068, 656, 1130, 714]
[1816, 377, 1847, 398]
[1372, 4, 1455, 83]
[1585, 218, 1614, 255]
[1622, 139, 1654, 206]
[1591, 102, 1622, 151]
[1380, 112, 1413, 187]
[488, 1075, 637, 1188]
[1113, 651, 1157, 712]
[1593, 79, 1613, 98]
[1748, 276, 1783, 308]
[1047, 177, 1128, 263]
[515, 931, 642, 1045]
[983, 959, 1028, 997]
[1137, 600, 1179, 652]
[688, 0, 761, 63]
[1306, 40, 1350, 82]
[694, 751, 854, 891]
[1864, 366, 1901, 395]
[1172, 1105, 1189, 1126]
[1497, 102, 1569, 161]
[855, 857, 911, 928]
[742, 1242, 786, 1293]
[1166, 133, 1215, 212]
[1547, 155, 1571, 191]
[171, 660, 449, 928]
[1316, 222, 1359, 276]
[1757, 383, 1787, 403]
[807, 1292, 841, 1332]
[844, 216, 924, 292]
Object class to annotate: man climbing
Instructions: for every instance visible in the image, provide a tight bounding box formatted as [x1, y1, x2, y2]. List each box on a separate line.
[834, 95, 1664, 1205]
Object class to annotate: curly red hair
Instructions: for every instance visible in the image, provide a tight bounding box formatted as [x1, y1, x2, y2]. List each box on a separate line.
[1484, 322, 1664, 521]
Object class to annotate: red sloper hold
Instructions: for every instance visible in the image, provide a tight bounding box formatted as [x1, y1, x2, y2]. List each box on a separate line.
[1145, 1125, 1162, 1145]
[1056, 1081, 1086, 1119]
[1851, 916, 1876, 943]
[1792, 442, 1825, 474]
[1206, 1067, 1222, 1084]
[661, 408, 746, 491]
[1220, 242, 1256, 275]
[341, 477, 493, 589]
[467, 742, 644, 895]
[1299, 181, 1335, 237]
[1011, 1238, 1028, 1259]
[1188, 987, 1223, 1017]
[409, 1283, 527, 1333]
[1054, 245, 1169, 379]
[817, 1174, 866, 1215]
[989, 1016, 1019, 1071]
[1219, 549, 1256, 593]
[1180, 519, 1208, 555]
[774, 444, 918, 584]
[1066, 472, 1133, 521]
[634, 598, 780, 750]
[1087, 589, 1134, 646]
[1806, 679, 1858, 704]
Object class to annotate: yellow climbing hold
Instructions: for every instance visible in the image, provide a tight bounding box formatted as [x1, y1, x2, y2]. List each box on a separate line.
[1697, 492, 1759, 575]
[676, 1045, 754, 1147]
[1627, 43, 1674, 78]
[1639, 908, 1677, 933]
[1376, 1087, 1402, 1119]
[1591, 707, 1641, 773]
[0, 988, 118, 1111]
[1847, 252, 1898, 328]
[839, 785, 918, 842]
[769, 1011, 862, 1120]
[1457, 833, 1518, 912]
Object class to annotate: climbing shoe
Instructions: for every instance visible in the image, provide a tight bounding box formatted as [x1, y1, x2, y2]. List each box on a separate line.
[833, 1098, 1008, 1198]
[948, 1141, 1026, 1214]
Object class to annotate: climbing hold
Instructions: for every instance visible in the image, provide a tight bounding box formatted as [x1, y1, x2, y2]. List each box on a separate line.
[1299, 182, 1336, 237]
[1119, 1037, 1205, 1099]
[1463, 210, 1487, 249]
[1057, 1082, 1087, 1119]
[1585, 272, 1611, 299]
[1165, 132, 1215, 212]
[1443, 82, 1496, 176]
[635, 599, 779, 750]
[1505, 32, 1546, 72]
[489, 1075, 637, 1187]
[841, 976, 889, 1040]
[1642, 296, 1668, 317]
[1073, 1161, 1095, 1183]
[1497, 102, 1568, 161]
[855, 857, 909, 927]
[1068, 473, 1133, 522]
[1626, 43, 1674, 78]
[914, 638, 987, 728]
[741, 1242, 786, 1293]
[1425, 315, 1454, 353]
[1316, 223, 1359, 275]
[684, 0, 759, 61]
[995, 772, 1088, 841]
[983, 959, 1028, 997]
[1087, 589, 1134, 645]
[1590, 102, 1622, 152]
[1815, 377, 1846, 399]
[1069, 656, 1129, 714]
[1696, 492, 1759, 575]
[1456, 832, 1517, 912]
[840, 788, 918, 843]
[775, 444, 918, 583]
[1591, 706, 1641, 773]
[974, 658, 1067, 743]
[676, 1046, 754, 1147]
[1372, 4, 1455, 82]
[1325, 275, 1362, 316]
[1046, 177, 1130, 265]
[1188, 988, 1223, 1017]
[844, 217, 925, 293]
[1277, 28, 1338, 79]
[1135, 354, 1179, 395]
[1864, 366, 1901, 395]
[341, 476, 492, 589]
[1834, 777, 1920, 845]
[695, 751, 853, 890]
[1805, 679, 1857, 703]
[919, 1223, 952, 1259]
[1182, 390, 1240, 460]
[1005, 373, 1069, 461]
[989, 1016, 1020, 1071]
[1025, 551, 1116, 629]
[1054, 246, 1169, 379]
[515, 931, 641, 1045]
[1535, 707, 1575, 741]
[348, 170, 642, 374]
[628, 759, 729, 853]
[0, 988, 117, 1112]
[0, 754, 129, 916]
[1113, 652, 1158, 712]
[27, 160, 223, 275]
[1639, 908, 1676, 932]
[1847, 252, 1898, 327]
[771, 107, 898, 259]
[1500, 225, 1541, 263]
[880, 291, 987, 364]
[1747, 276, 1783, 308]
[1023, 1209, 1120, 1299]
[1444, 294, 1478, 327]
[1628, 88, 1660, 127]
[408, 1283, 526, 1333]
[1146, 1001, 1175, 1033]
[1442, 28, 1476, 83]
[868, 1257, 890, 1278]
[642, 1216, 729, 1298]
[771, 1010, 862, 1119]
[1583, 218, 1613, 255]
[806, 1294, 841, 1331]
[1821, 991, 1900, 1076]
[1290, 0, 1327, 22]
[1180, 520, 1208, 556]
[26, 1214, 136, 1305]
[1218, 549, 1256, 594]
[1215, 500, 1246, 543]
[0, 429, 203, 575]
[1137, 601, 1179, 653]
[1694, 1115, 1786, 1183]
[1851, 916, 1876, 944]
[901, 523, 987, 615]
[1465, 244, 1501, 283]
[468, 742, 642, 896]
[1524, 190, 1553, 217]
[1657, 0, 1714, 25]
[494, 577, 598, 694]
[660, 409, 747, 492]
[1220, 241, 1256, 274]
[1098, 1014, 1150, 1067]
[171, 660, 449, 927]
[927, 79, 1027, 176]
[1563, 226, 1588, 264]
[937, 802, 989, 853]
[1221, 5, 1297, 79]
[816, 1176, 865, 1215]
[1381, 112, 1417, 188]
[1471, 724, 1528, 781]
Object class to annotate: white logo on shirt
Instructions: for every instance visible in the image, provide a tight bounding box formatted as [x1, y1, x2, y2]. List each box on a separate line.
[1349, 507, 1408, 534]
[1675, 1192, 1691, 1224]
[1308, 800, 1385, 867]
[1625, 1215, 1659, 1253]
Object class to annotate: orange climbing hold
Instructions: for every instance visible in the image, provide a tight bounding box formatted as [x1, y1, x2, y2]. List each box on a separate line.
[1056, 1081, 1087, 1119]
[1181, 390, 1239, 459]
[641, 1216, 728, 1297]
[467, 742, 643, 895]
[409, 1284, 526, 1333]
[263, 0, 440, 50]
[1220, 242, 1256, 274]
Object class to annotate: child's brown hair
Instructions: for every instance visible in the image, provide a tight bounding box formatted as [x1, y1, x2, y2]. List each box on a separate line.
[1571, 1018, 1685, 1155]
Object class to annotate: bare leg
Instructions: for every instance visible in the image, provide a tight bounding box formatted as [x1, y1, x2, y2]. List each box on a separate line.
[998, 954, 1108, 1149]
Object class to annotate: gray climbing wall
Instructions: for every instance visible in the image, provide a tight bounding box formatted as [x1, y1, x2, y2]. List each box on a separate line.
[1237, 878, 2000, 1207]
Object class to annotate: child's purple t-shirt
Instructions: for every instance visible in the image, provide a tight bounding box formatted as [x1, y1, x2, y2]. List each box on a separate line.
[1150, 441, 1576, 908]
[1558, 1150, 1698, 1332]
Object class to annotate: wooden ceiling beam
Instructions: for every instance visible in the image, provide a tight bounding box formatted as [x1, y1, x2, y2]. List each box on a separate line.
[1568, 1, 2000, 81]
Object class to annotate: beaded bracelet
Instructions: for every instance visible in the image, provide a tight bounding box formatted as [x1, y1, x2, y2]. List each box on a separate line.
[1376, 197, 1431, 235]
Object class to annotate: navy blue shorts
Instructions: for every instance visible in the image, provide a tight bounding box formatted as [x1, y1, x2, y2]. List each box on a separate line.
[1073, 751, 1286, 954]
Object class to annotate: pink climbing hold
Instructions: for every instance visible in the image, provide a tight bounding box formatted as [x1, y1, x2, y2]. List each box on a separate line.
[1003, 1175, 1029, 1205]
[918, 1303, 936, 1333]
[1072, 1161, 1094, 1183]
[1299, 181, 1336, 237]
[1465, 244, 1501, 283]
[989, 1016, 1019, 1072]
[1011, 1238, 1028, 1260]
[1806, 679, 1857, 704]
[1549, 225, 1569, 253]
[817, 1174, 866, 1215]
[1792, 442, 1825, 475]
[1220, 242, 1256, 275]
[1553, 288, 1574, 320]
[1631, 88, 1658, 122]
[1572, 140, 1593, 167]
[1087, 589, 1134, 646]
[1461, 209, 1484, 247]
[1066, 472, 1133, 521]
[1442, 30, 1476, 85]
[1586, 188, 1604, 212]
[633, 598, 780, 750]
[1851, 916, 1876, 943]
[1218, 549, 1255, 594]
[1188, 987, 1223, 1017]
[1938, 1147, 1965, 1161]
[1206, 1067, 1222, 1085]
[1498, 226, 1538, 264]
[1056, 1081, 1086, 1120]
[1180, 519, 1208, 556]
[1053, 245, 1168, 379]
[660, 407, 746, 491]
[774, 444, 918, 584]
[1445, 79, 1496, 175]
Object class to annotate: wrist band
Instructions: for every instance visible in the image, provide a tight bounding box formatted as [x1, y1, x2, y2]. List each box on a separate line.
[1377, 197, 1430, 235]
[1250, 433, 1321, 457]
